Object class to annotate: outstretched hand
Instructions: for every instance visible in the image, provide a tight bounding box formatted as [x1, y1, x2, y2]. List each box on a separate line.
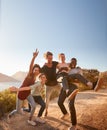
[9, 86, 18, 92]
[33, 48, 39, 57]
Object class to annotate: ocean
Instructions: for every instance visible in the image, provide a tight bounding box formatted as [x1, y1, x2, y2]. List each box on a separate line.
[0, 81, 22, 91]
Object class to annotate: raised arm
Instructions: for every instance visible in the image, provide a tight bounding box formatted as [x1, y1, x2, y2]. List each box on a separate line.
[28, 49, 39, 75]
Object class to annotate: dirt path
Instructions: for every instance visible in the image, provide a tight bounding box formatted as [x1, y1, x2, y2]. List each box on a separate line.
[0, 89, 107, 130]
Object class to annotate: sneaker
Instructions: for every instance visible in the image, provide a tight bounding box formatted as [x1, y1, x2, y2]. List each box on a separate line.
[87, 81, 93, 89]
[23, 108, 31, 113]
[61, 113, 69, 120]
[68, 89, 79, 101]
[8, 114, 12, 119]
[35, 117, 45, 124]
[27, 120, 36, 126]
[7, 114, 12, 123]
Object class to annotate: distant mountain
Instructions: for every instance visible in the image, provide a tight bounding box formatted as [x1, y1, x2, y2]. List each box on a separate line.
[11, 71, 27, 81]
[0, 73, 19, 82]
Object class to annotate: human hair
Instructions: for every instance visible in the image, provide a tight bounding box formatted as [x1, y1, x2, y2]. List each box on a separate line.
[71, 57, 77, 62]
[58, 53, 65, 60]
[69, 57, 77, 69]
[44, 51, 53, 59]
[39, 73, 46, 78]
[32, 64, 41, 72]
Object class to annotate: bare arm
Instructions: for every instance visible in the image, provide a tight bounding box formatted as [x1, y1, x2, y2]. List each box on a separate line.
[28, 49, 39, 75]
[9, 86, 31, 92]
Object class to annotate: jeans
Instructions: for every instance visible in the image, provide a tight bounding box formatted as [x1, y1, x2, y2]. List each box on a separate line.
[9, 94, 36, 118]
[58, 83, 77, 126]
[25, 84, 61, 116]
[27, 96, 46, 117]
[62, 73, 88, 90]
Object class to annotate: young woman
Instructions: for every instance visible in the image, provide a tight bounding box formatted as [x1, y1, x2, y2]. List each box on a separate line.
[8, 49, 41, 126]
[41, 51, 61, 117]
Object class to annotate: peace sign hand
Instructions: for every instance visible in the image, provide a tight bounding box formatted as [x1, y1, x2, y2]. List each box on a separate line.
[33, 48, 39, 57]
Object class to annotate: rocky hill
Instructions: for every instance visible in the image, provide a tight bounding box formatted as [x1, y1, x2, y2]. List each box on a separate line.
[11, 71, 27, 82]
[0, 73, 19, 82]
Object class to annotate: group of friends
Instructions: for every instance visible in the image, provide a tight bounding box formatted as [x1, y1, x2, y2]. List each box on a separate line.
[8, 49, 100, 130]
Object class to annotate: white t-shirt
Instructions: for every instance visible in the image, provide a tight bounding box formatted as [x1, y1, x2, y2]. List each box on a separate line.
[68, 67, 83, 75]
[30, 81, 46, 96]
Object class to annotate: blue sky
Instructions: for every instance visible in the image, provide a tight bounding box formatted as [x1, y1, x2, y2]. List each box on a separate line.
[0, 0, 107, 76]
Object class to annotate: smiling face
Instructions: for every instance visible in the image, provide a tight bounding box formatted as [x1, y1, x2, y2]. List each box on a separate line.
[70, 58, 77, 69]
[59, 53, 66, 63]
[45, 52, 53, 64]
[39, 74, 47, 84]
[33, 67, 40, 75]
[47, 55, 53, 63]
[32, 64, 41, 77]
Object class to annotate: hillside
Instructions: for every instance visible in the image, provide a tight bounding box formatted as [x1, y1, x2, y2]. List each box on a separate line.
[11, 71, 27, 81]
[0, 89, 107, 130]
[0, 73, 19, 82]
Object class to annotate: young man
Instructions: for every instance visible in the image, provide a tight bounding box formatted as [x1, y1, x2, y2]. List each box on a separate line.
[26, 73, 46, 123]
[57, 56, 93, 130]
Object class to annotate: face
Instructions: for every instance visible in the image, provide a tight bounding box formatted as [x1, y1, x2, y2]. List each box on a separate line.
[33, 67, 40, 76]
[39, 75, 47, 84]
[46, 55, 53, 63]
[70, 59, 77, 68]
[60, 54, 65, 62]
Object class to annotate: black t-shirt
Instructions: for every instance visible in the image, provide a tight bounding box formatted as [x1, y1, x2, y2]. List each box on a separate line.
[41, 61, 58, 86]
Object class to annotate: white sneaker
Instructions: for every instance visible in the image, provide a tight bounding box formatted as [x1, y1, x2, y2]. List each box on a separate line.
[35, 117, 45, 124]
[27, 120, 36, 126]
[7, 114, 11, 123]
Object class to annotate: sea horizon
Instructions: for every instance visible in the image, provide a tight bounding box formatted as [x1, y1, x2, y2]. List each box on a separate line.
[0, 81, 22, 91]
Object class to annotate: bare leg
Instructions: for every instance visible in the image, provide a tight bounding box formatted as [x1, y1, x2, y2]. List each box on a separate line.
[94, 78, 103, 91]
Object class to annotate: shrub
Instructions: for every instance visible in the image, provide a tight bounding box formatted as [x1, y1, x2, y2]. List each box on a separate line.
[0, 89, 16, 119]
